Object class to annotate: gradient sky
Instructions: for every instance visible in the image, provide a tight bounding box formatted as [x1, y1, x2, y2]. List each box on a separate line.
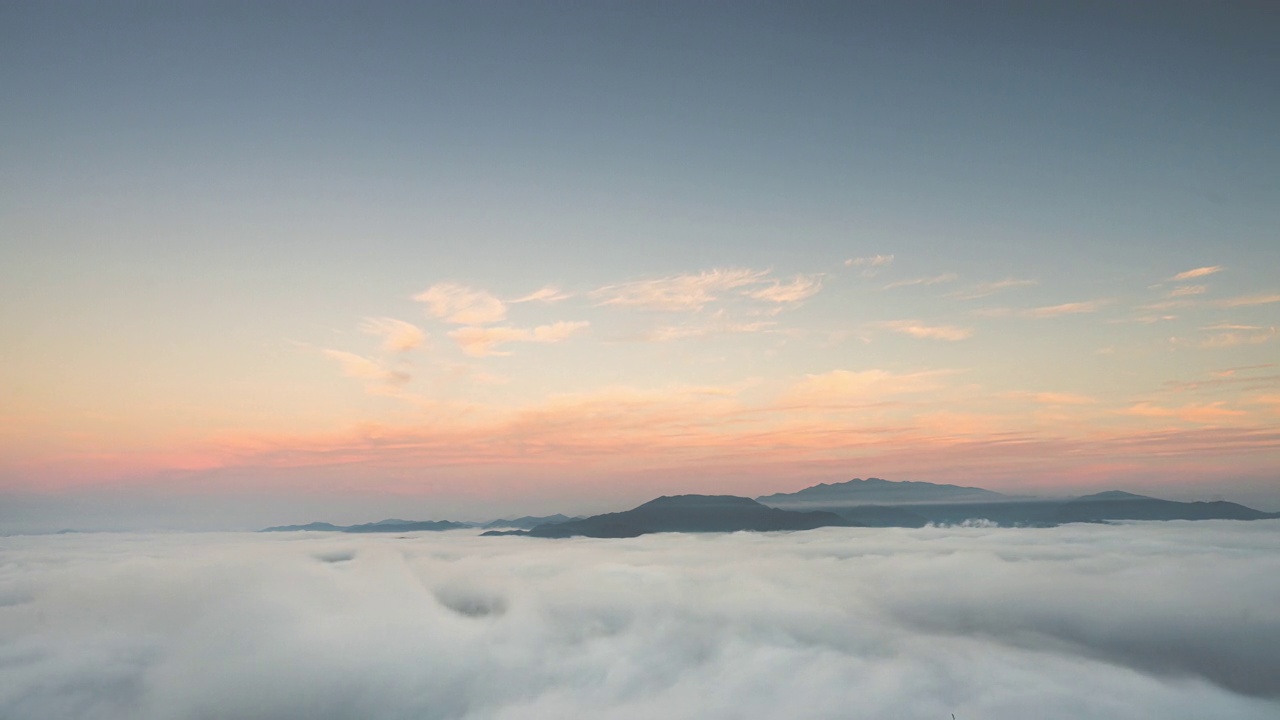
[2, 2, 1278, 529]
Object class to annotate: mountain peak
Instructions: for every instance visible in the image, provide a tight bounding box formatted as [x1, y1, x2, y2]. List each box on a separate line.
[639, 495, 763, 509]
[1073, 491, 1153, 502]
[758, 477, 1007, 507]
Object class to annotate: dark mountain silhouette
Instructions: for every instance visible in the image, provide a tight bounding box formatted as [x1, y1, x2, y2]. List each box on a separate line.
[758, 477, 1009, 508]
[265, 481, 1279, 536]
[1051, 491, 1279, 523]
[759, 480, 1279, 527]
[482, 514, 579, 530]
[835, 505, 932, 528]
[262, 522, 345, 532]
[262, 519, 472, 533]
[483, 495, 850, 538]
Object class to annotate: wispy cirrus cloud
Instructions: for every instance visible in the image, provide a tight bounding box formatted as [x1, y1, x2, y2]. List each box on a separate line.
[845, 254, 894, 268]
[449, 321, 589, 357]
[513, 286, 572, 304]
[591, 268, 770, 311]
[647, 321, 776, 343]
[1171, 266, 1223, 282]
[1200, 327, 1277, 348]
[1215, 293, 1280, 308]
[360, 318, 426, 353]
[1115, 314, 1178, 325]
[1120, 402, 1247, 424]
[1168, 285, 1207, 298]
[1024, 300, 1110, 318]
[874, 320, 973, 341]
[952, 278, 1038, 300]
[844, 254, 894, 278]
[980, 299, 1109, 319]
[414, 283, 507, 324]
[1135, 300, 1188, 311]
[745, 274, 824, 304]
[323, 350, 410, 387]
[789, 368, 955, 402]
[1007, 391, 1098, 406]
[883, 273, 957, 290]
[1204, 324, 1265, 332]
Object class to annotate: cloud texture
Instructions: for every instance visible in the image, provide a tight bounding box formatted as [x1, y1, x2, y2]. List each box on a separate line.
[2, 522, 1278, 720]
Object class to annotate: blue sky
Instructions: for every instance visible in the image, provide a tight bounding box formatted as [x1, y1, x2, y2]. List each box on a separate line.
[2, 2, 1278, 528]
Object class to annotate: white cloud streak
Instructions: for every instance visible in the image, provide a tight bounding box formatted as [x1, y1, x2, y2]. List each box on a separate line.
[2, 524, 1278, 720]
[1200, 328, 1278, 348]
[322, 350, 409, 386]
[647, 321, 776, 343]
[1171, 266, 1224, 281]
[592, 268, 771, 311]
[744, 274, 823, 304]
[1216, 294, 1280, 308]
[952, 278, 1038, 300]
[844, 254, 894, 268]
[449, 321, 590, 357]
[844, 254, 894, 278]
[790, 368, 955, 400]
[883, 273, 958, 290]
[980, 300, 1110, 319]
[415, 283, 508, 324]
[360, 318, 426, 353]
[1006, 391, 1098, 406]
[874, 320, 973, 341]
[513, 286, 573, 304]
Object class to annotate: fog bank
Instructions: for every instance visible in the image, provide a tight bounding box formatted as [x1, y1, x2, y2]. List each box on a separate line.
[2, 521, 1278, 719]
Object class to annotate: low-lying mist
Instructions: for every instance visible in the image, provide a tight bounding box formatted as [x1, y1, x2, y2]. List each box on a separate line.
[2, 521, 1278, 720]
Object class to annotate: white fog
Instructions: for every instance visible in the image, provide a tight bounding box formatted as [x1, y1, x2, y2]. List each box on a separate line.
[2, 521, 1278, 720]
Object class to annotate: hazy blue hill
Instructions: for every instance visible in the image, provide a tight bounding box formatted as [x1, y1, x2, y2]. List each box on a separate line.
[342, 520, 472, 533]
[261, 519, 471, 533]
[834, 505, 931, 528]
[262, 522, 344, 532]
[483, 514, 579, 530]
[267, 485, 1279, 536]
[758, 477, 1009, 508]
[1072, 491, 1149, 501]
[759, 479, 1279, 527]
[1052, 492, 1280, 523]
[487, 495, 849, 538]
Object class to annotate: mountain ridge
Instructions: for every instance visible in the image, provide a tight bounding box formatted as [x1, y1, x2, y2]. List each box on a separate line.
[484, 494, 850, 539]
[260, 479, 1280, 534]
[757, 477, 1010, 507]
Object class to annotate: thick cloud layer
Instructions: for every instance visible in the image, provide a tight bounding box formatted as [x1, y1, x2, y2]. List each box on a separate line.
[2, 522, 1278, 720]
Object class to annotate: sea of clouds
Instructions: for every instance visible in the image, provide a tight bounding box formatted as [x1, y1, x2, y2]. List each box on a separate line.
[2, 521, 1278, 720]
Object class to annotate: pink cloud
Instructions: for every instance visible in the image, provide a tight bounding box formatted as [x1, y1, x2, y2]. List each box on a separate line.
[513, 286, 572, 303]
[745, 274, 823, 303]
[592, 268, 770, 311]
[414, 283, 507, 324]
[874, 320, 972, 341]
[1216, 293, 1280, 308]
[360, 317, 426, 352]
[1171, 266, 1223, 281]
[323, 350, 409, 386]
[449, 321, 590, 357]
[1119, 402, 1248, 424]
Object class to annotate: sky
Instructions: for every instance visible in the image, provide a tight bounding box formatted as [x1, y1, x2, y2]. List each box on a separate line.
[3, 523, 1279, 718]
[2, 2, 1279, 528]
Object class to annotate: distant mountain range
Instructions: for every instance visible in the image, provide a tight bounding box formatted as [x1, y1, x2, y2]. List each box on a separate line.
[757, 477, 1010, 507]
[261, 514, 578, 534]
[262, 478, 1280, 537]
[262, 519, 472, 533]
[483, 496, 846, 538]
[482, 514, 580, 530]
